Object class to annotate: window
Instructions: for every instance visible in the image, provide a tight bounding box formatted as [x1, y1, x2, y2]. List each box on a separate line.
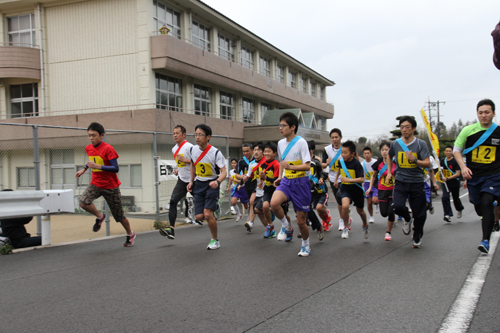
[240, 46, 254, 70]
[120, 165, 142, 188]
[259, 57, 270, 77]
[11, 83, 38, 118]
[302, 77, 307, 93]
[153, 1, 181, 37]
[220, 91, 234, 120]
[316, 116, 326, 131]
[218, 34, 234, 61]
[242, 98, 255, 123]
[288, 70, 296, 88]
[277, 65, 285, 83]
[50, 149, 75, 189]
[76, 166, 92, 187]
[17, 167, 35, 188]
[7, 14, 35, 47]
[261, 103, 270, 120]
[320, 85, 325, 100]
[194, 84, 211, 116]
[155, 73, 182, 110]
[310, 80, 316, 97]
[192, 21, 210, 51]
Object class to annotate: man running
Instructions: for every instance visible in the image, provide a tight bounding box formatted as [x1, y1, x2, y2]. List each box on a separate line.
[440, 145, 464, 222]
[362, 147, 379, 223]
[322, 128, 344, 231]
[237, 143, 256, 224]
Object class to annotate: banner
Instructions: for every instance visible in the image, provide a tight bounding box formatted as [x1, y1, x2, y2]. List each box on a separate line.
[420, 109, 440, 157]
[158, 160, 178, 181]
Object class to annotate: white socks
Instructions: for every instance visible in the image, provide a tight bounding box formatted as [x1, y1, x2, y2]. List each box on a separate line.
[233, 204, 241, 216]
[280, 215, 289, 229]
[302, 238, 310, 247]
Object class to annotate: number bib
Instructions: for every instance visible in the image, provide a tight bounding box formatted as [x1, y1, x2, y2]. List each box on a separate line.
[471, 146, 496, 164]
[196, 162, 213, 177]
[340, 168, 356, 185]
[365, 171, 373, 180]
[231, 174, 239, 185]
[264, 169, 274, 186]
[380, 174, 395, 187]
[398, 151, 418, 168]
[285, 160, 305, 179]
[443, 169, 453, 178]
[176, 153, 186, 168]
[330, 162, 339, 172]
[89, 155, 104, 172]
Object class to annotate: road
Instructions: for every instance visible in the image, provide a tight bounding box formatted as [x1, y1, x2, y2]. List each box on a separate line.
[2, 188, 499, 332]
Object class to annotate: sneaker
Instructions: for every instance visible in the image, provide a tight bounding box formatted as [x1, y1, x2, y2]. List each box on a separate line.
[214, 200, 222, 219]
[298, 245, 311, 257]
[341, 228, 349, 239]
[348, 217, 353, 230]
[443, 216, 451, 223]
[375, 204, 379, 213]
[369, 216, 375, 224]
[413, 234, 422, 248]
[236, 214, 243, 222]
[184, 218, 194, 224]
[402, 216, 413, 236]
[194, 219, 203, 226]
[397, 215, 403, 221]
[324, 209, 331, 223]
[159, 227, 175, 239]
[207, 239, 220, 250]
[494, 222, 500, 232]
[317, 227, 324, 241]
[363, 226, 369, 239]
[429, 206, 435, 215]
[93, 214, 106, 232]
[478, 239, 489, 253]
[285, 227, 294, 242]
[268, 230, 276, 238]
[277, 227, 287, 241]
[338, 219, 345, 231]
[245, 221, 253, 232]
[384, 232, 392, 241]
[457, 210, 462, 219]
[264, 225, 275, 238]
[324, 221, 331, 232]
[124, 232, 136, 247]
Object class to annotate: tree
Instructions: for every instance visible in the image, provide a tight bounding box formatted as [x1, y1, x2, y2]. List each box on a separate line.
[358, 136, 367, 145]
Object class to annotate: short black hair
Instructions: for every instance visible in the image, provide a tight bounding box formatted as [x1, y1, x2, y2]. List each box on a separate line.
[231, 157, 238, 163]
[264, 141, 277, 153]
[88, 122, 105, 135]
[399, 116, 417, 129]
[194, 124, 212, 139]
[308, 140, 316, 151]
[343, 140, 356, 153]
[242, 143, 253, 149]
[445, 145, 453, 150]
[477, 99, 496, 112]
[253, 141, 265, 151]
[363, 147, 372, 152]
[279, 112, 299, 134]
[174, 125, 186, 134]
[379, 141, 391, 150]
[330, 128, 342, 137]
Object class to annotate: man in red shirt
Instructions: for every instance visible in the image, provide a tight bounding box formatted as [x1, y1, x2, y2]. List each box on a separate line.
[75, 122, 136, 247]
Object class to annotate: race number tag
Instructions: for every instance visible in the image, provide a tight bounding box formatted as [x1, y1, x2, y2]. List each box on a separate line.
[380, 175, 395, 187]
[340, 168, 356, 185]
[365, 171, 373, 180]
[89, 155, 104, 172]
[284, 160, 305, 179]
[471, 146, 496, 164]
[196, 162, 213, 177]
[176, 153, 186, 168]
[443, 169, 453, 178]
[398, 151, 418, 168]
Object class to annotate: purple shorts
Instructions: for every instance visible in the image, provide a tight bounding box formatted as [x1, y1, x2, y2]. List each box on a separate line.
[231, 186, 249, 204]
[363, 182, 378, 198]
[275, 177, 311, 212]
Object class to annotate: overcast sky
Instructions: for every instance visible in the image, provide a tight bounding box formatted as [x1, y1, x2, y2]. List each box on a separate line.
[203, 0, 500, 140]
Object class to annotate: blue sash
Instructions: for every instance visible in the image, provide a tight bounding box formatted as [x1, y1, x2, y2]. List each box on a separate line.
[309, 174, 326, 191]
[240, 156, 251, 175]
[281, 136, 302, 160]
[328, 145, 342, 169]
[362, 161, 370, 179]
[339, 158, 365, 192]
[378, 158, 395, 180]
[396, 138, 410, 152]
[463, 123, 498, 155]
[444, 158, 453, 174]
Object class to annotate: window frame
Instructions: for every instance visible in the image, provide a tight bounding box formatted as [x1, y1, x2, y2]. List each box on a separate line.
[240, 45, 254, 70]
[242, 97, 255, 124]
[276, 64, 285, 83]
[218, 34, 234, 61]
[288, 70, 297, 88]
[155, 73, 183, 111]
[220, 91, 235, 120]
[10, 83, 38, 118]
[17, 167, 36, 188]
[193, 84, 212, 117]
[192, 20, 211, 52]
[153, 1, 181, 38]
[259, 56, 271, 77]
[7, 13, 36, 47]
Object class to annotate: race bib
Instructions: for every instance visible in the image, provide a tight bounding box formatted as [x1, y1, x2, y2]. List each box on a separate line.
[398, 151, 418, 168]
[231, 174, 239, 184]
[471, 146, 496, 164]
[284, 160, 305, 179]
[380, 174, 395, 187]
[89, 155, 104, 172]
[196, 162, 213, 177]
[340, 168, 357, 185]
[443, 169, 453, 178]
[264, 169, 274, 186]
[365, 171, 373, 180]
[176, 153, 186, 168]
[330, 162, 339, 172]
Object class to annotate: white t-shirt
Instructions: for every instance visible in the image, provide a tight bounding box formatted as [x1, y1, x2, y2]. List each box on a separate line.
[424, 156, 438, 185]
[172, 141, 193, 183]
[190, 145, 226, 182]
[228, 169, 239, 188]
[361, 158, 376, 183]
[277, 136, 311, 179]
[325, 144, 342, 182]
[256, 179, 264, 197]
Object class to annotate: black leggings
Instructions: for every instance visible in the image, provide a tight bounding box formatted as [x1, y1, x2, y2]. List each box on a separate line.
[473, 192, 496, 241]
[379, 200, 395, 222]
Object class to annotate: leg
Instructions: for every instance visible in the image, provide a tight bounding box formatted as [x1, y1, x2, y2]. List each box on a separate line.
[408, 183, 427, 242]
[168, 180, 188, 228]
[296, 210, 309, 241]
[102, 187, 132, 235]
[271, 190, 288, 220]
[480, 192, 496, 241]
[441, 183, 453, 217]
[204, 209, 218, 240]
[366, 196, 373, 217]
[249, 192, 256, 222]
[12, 236, 42, 249]
[357, 206, 367, 227]
[392, 182, 411, 221]
[79, 184, 103, 218]
[341, 197, 350, 222]
[450, 182, 464, 212]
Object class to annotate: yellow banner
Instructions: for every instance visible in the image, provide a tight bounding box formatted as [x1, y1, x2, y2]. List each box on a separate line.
[420, 109, 440, 156]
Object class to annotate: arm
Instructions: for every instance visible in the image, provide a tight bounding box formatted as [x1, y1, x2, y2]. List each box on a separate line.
[367, 170, 378, 195]
[428, 168, 439, 190]
[187, 162, 196, 192]
[454, 148, 472, 179]
[210, 166, 227, 189]
[404, 152, 431, 168]
[87, 158, 119, 173]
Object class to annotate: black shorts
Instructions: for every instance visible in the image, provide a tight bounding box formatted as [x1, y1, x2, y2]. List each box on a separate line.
[330, 182, 343, 205]
[254, 196, 264, 211]
[312, 192, 328, 207]
[341, 185, 365, 209]
[378, 188, 393, 202]
[192, 180, 219, 215]
[245, 180, 257, 199]
[263, 186, 275, 204]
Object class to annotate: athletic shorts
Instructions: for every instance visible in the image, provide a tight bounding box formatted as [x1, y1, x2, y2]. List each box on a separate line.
[330, 182, 343, 205]
[231, 185, 249, 204]
[244, 180, 257, 199]
[467, 173, 500, 205]
[312, 192, 328, 207]
[80, 184, 125, 223]
[341, 185, 365, 209]
[276, 177, 311, 212]
[363, 182, 378, 198]
[263, 186, 275, 204]
[254, 196, 264, 211]
[192, 180, 220, 215]
[377, 188, 393, 202]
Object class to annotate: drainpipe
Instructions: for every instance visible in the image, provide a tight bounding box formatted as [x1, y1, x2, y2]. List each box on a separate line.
[37, 4, 46, 116]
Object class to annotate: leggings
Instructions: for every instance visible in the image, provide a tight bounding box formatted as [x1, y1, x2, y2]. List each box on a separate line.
[473, 192, 496, 241]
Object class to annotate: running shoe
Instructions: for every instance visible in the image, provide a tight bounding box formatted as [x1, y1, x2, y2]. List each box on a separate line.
[268, 230, 276, 238]
[494, 222, 500, 232]
[384, 232, 392, 241]
[159, 227, 175, 239]
[413, 234, 422, 248]
[264, 224, 275, 238]
[207, 239, 220, 250]
[298, 245, 311, 257]
[214, 200, 221, 220]
[369, 216, 375, 224]
[236, 214, 243, 222]
[324, 221, 331, 232]
[194, 219, 203, 225]
[341, 228, 349, 239]
[317, 227, 324, 241]
[348, 217, 353, 230]
[457, 211, 462, 219]
[124, 232, 136, 247]
[306, 219, 312, 226]
[245, 221, 253, 232]
[478, 239, 489, 253]
[277, 227, 287, 241]
[93, 214, 106, 232]
[363, 226, 369, 239]
[338, 219, 345, 231]
[429, 206, 435, 215]
[325, 209, 331, 223]
[397, 215, 403, 221]
[402, 215, 413, 236]
[443, 216, 451, 223]
[297, 233, 302, 238]
[285, 227, 294, 242]
[185, 218, 195, 224]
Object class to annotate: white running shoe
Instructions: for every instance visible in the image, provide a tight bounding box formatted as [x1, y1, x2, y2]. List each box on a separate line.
[236, 214, 243, 222]
[385, 232, 392, 241]
[341, 228, 349, 239]
[338, 219, 345, 231]
[277, 227, 287, 241]
[245, 221, 253, 232]
[363, 226, 369, 239]
[443, 215, 451, 223]
[184, 217, 193, 224]
[457, 210, 462, 218]
[369, 216, 375, 224]
[348, 217, 353, 230]
[298, 245, 311, 257]
[402, 217, 413, 235]
[207, 239, 220, 250]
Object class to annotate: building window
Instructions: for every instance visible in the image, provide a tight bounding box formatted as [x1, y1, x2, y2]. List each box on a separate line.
[192, 21, 210, 51]
[240, 46, 254, 70]
[261, 103, 270, 120]
[277, 65, 285, 83]
[259, 57, 270, 77]
[288, 70, 296, 88]
[17, 167, 35, 188]
[120, 165, 142, 188]
[11, 83, 38, 118]
[7, 14, 36, 47]
[218, 34, 234, 61]
[153, 1, 181, 37]
[76, 166, 92, 187]
[302, 77, 307, 93]
[50, 149, 75, 189]
[316, 116, 326, 131]
[242, 98, 255, 123]
[155, 73, 182, 111]
[320, 85, 325, 100]
[220, 91, 234, 120]
[310, 80, 316, 97]
[194, 84, 212, 117]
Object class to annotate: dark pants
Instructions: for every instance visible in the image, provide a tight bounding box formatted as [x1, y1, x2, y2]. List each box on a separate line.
[12, 236, 42, 249]
[442, 181, 464, 217]
[169, 179, 189, 227]
[472, 192, 496, 241]
[392, 181, 427, 241]
[308, 207, 322, 231]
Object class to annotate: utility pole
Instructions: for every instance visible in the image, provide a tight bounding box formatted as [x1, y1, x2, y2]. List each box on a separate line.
[425, 99, 446, 139]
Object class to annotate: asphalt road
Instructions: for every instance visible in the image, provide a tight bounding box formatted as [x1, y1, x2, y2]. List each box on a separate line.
[2, 188, 499, 333]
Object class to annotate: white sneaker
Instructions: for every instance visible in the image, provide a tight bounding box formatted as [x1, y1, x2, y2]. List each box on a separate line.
[385, 232, 392, 241]
[184, 217, 193, 224]
[402, 217, 413, 235]
[207, 239, 220, 250]
[457, 211, 462, 219]
[341, 228, 349, 239]
[338, 219, 345, 231]
[369, 216, 375, 224]
[298, 245, 311, 257]
[236, 214, 242, 222]
[245, 221, 253, 232]
[277, 227, 287, 241]
[443, 215, 451, 223]
[348, 217, 353, 230]
[363, 226, 369, 239]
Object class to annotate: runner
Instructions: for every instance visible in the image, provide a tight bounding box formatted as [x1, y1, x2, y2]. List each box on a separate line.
[227, 158, 249, 223]
[242, 142, 266, 232]
[386, 116, 431, 249]
[423, 156, 440, 215]
[440, 145, 464, 222]
[187, 124, 227, 250]
[76, 122, 136, 247]
[454, 99, 500, 254]
[308, 140, 328, 240]
[362, 147, 379, 223]
[322, 128, 343, 231]
[271, 112, 312, 257]
[258, 141, 281, 238]
[159, 125, 193, 240]
[333, 140, 369, 240]
[237, 143, 256, 226]
[367, 141, 396, 241]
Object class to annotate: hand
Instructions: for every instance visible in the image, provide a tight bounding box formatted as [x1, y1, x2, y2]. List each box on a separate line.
[326, 158, 332, 165]
[259, 171, 266, 179]
[274, 178, 282, 187]
[281, 161, 291, 169]
[243, 175, 249, 182]
[75, 169, 85, 178]
[226, 187, 230, 194]
[443, 177, 448, 182]
[87, 161, 100, 169]
[187, 182, 193, 192]
[334, 181, 339, 188]
[463, 180, 467, 189]
[461, 167, 473, 180]
[176, 155, 190, 163]
[237, 185, 241, 191]
[433, 183, 439, 191]
[209, 181, 219, 189]
[386, 172, 392, 181]
[405, 151, 416, 163]
[318, 178, 324, 185]
[366, 187, 371, 196]
[173, 169, 179, 176]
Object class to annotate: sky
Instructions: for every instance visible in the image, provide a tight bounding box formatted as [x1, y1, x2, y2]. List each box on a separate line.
[203, 0, 500, 141]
